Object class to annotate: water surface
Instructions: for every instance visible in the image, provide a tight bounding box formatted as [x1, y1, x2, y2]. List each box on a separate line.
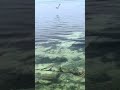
[35, 0, 85, 90]
[35, 0, 85, 48]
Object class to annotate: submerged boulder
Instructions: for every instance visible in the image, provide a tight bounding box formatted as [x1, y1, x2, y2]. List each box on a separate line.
[60, 62, 84, 75]
[58, 73, 81, 83]
[35, 71, 59, 81]
[36, 79, 52, 85]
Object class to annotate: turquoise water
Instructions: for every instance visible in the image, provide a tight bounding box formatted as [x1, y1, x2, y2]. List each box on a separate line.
[35, 0, 85, 90]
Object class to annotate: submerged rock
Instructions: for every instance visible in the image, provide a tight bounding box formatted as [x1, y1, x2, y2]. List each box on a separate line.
[51, 65, 61, 72]
[58, 73, 82, 83]
[60, 62, 84, 75]
[35, 41, 85, 90]
[35, 56, 68, 64]
[36, 79, 52, 85]
[36, 71, 59, 80]
[35, 46, 84, 62]
[35, 63, 54, 71]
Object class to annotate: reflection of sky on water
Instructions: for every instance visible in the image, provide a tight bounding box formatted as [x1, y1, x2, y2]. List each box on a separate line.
[35, 0, 85, 50]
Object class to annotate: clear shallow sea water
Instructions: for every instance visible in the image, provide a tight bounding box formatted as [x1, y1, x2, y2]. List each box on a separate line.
[35, 0, 85, 49]
[35, 0, 85, 90]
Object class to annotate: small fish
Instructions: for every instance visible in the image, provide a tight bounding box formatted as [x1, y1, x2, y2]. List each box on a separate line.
[56, 4, 61, 9]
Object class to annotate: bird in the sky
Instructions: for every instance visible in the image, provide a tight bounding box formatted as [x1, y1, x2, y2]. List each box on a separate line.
[56, 4, 61, 9]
